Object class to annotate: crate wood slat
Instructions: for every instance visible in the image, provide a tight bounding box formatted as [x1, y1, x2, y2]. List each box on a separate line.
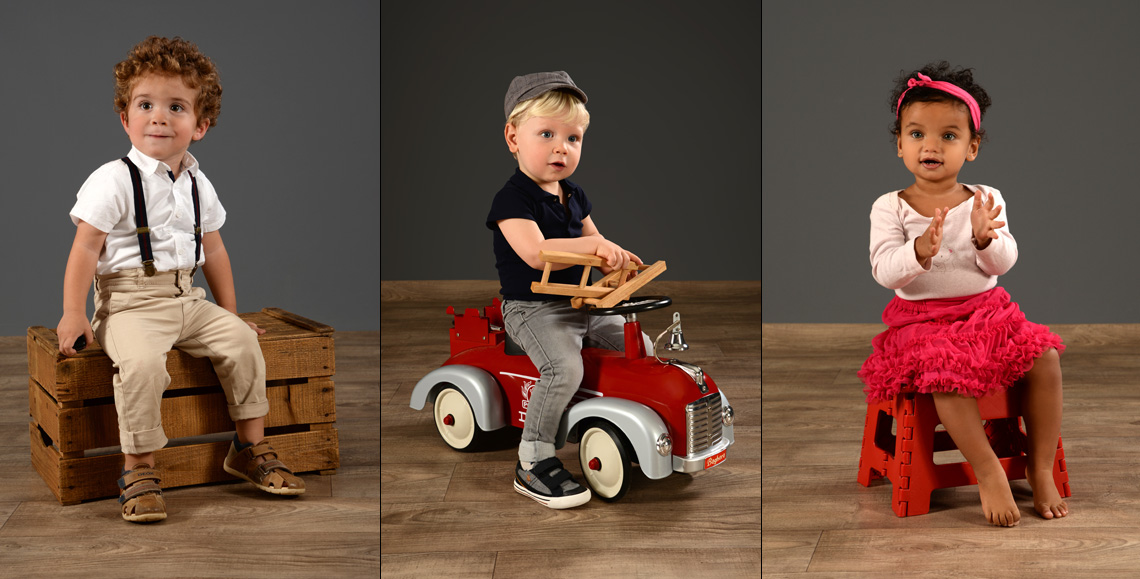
[29, 377, 337, 454]
[26, 307, 339, 505]
[261, 307, 335, 334]
[30, 424, 338, 505]
[27, 308, 335, 403]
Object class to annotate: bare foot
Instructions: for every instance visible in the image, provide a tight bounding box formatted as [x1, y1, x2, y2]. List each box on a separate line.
[977, 469, 1020, 526]
[1026, 467, 1069, 520]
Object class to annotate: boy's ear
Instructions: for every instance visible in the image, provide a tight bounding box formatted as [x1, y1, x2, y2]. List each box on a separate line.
[504, 122, 519, 153]
[193, 118, 210, 141]
[120, 112, 130, 132]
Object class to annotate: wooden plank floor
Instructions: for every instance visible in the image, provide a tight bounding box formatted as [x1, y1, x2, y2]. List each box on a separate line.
[381, 280, 761, 578]
[763, 323, 1140, 577]
[0, 329, 380, 577]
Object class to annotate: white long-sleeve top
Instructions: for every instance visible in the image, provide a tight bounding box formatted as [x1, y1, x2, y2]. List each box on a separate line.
[869, 185, 1017, 300]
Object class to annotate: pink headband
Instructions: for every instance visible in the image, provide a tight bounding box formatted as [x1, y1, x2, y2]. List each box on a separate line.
[895, 73, 981, 131]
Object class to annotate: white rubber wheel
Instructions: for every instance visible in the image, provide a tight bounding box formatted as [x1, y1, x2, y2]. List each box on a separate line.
[434, 387, 481, 450]
[578, 423, 632, 501]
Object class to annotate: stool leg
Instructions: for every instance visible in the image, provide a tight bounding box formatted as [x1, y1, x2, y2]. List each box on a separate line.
[857, 402, 890, 487]
[1054, 436, 1071, 498]
[891, 393, 939, 517]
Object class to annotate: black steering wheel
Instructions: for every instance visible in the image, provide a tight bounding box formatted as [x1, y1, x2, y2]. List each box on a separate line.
[587, 295, 672, 316]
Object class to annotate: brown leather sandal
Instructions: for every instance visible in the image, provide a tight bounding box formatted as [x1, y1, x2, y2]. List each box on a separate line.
[223, 440, 305, 495]
[118, 463, 166, 523]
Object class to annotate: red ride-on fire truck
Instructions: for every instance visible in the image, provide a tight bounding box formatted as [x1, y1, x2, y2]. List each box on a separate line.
[410, 251, 735, 501]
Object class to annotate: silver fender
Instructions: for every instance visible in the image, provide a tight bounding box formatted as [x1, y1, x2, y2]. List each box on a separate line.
[564, 397, 673, 481]
[409, 365, 508, 432]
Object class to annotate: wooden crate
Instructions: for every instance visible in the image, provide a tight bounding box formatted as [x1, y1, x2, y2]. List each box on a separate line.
[27, 307, 339, 505]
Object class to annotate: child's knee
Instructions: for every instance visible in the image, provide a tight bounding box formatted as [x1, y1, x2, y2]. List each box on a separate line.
[1030, 348, 1062, 376]
[118, 355, 170, 384]
[542, 359, 584, 390]
[214, 317, 265, 362]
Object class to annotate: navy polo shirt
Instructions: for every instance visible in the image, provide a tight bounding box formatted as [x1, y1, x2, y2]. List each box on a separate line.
[486, 168, 593, 301]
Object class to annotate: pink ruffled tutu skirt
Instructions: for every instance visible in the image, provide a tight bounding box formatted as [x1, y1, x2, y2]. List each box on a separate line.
[858, 287, 1064, 403]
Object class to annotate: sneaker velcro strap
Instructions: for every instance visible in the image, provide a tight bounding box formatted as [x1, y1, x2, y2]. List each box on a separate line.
[531, 457, 564, 475]
[118, 480, 162, 504]
[118, 469, 161, 489]
[249, 442, 278, 460]
[530, 457, 572, 493]
[256, 459, 293, 477]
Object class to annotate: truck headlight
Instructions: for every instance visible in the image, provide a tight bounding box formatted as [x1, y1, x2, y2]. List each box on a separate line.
[656, 433, 672, 456]
[722, 405, 734, 426]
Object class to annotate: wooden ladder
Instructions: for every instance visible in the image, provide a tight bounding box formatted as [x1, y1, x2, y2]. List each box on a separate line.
[529, 251, 667, 309]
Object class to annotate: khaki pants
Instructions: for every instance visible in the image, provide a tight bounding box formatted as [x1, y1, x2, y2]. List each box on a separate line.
[91, 268, 268, 455]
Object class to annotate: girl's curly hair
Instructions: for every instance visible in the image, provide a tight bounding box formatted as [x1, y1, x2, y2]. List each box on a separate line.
[113, 36, 222, 132]
[889, 61, 991, 141]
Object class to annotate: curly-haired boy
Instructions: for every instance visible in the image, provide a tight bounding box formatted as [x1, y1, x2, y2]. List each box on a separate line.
[57, 36, 305, 523]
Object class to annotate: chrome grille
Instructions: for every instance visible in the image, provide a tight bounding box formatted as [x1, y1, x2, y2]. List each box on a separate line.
[686, 392, 723, 456]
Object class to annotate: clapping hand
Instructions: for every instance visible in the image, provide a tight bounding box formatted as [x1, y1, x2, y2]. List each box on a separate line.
[971, 191, 1005, 249]
[915, 206, 949, 267]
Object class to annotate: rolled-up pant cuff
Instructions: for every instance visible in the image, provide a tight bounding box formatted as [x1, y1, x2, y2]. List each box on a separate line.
[228, 400, 270, 422]
[120, 425, 169, 456]
[518, 440, 557, 465]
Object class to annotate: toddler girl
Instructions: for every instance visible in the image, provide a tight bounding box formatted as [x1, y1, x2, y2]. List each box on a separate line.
[857, 61, 1069, 527]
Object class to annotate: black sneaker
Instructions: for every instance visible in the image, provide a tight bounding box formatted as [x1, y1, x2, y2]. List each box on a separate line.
[513, 457, 591, 509]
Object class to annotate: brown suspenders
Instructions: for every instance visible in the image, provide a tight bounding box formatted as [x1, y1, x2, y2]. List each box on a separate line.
[120, 157, 202, 277]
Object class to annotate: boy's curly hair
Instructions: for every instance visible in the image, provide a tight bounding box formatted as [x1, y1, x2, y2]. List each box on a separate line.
[113, 36, 222, 131]
[889, 61, 991, 141]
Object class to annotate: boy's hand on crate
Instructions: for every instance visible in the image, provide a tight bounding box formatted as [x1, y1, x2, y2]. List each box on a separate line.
[247, 321, 266, 335]
[57, 312, 94, 356]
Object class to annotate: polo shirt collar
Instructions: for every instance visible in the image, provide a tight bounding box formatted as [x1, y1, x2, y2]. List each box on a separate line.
[509, 167, 578, 202]
[127, 146, 199, 177]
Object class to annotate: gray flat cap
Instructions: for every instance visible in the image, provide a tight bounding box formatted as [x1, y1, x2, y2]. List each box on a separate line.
[504, 71, 587, 120]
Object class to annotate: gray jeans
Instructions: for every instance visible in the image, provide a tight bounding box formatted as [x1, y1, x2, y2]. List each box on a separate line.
[502, 299, 641, 464]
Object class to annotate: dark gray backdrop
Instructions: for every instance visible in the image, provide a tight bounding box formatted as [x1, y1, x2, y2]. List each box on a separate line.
[381, 2, 761, 284]
[0, 0, 380, 336]
[763, 0, 1140, 323]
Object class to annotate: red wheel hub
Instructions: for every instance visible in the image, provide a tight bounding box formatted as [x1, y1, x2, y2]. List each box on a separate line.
[589, 458, 601, 471]
[443, 414, 455, 426]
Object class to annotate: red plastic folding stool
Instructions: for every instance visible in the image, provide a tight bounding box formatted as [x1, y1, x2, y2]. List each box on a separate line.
[856, 384, 1071, 517]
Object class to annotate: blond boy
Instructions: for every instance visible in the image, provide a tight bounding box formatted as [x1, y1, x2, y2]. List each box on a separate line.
[487, 71, 643, 508]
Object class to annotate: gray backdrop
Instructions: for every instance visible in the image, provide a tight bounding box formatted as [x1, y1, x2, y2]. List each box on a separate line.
[0, 0, 380, 336]
[763, 0, 1140, 324]
[381, 2, 761, 283]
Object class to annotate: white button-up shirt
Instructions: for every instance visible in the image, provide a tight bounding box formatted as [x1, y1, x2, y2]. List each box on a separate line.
[70, 147, 226, 275]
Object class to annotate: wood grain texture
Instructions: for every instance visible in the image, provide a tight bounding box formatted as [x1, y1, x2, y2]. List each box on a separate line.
[763, 322, 1140, 578]
[27, 311, 335, 402]
[382, 280, 761, 578]
[1, 330, 379, 576]
[29, 378, 336, 453]
[31, 424, 339, 504]
[491, 548, 761, 579]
